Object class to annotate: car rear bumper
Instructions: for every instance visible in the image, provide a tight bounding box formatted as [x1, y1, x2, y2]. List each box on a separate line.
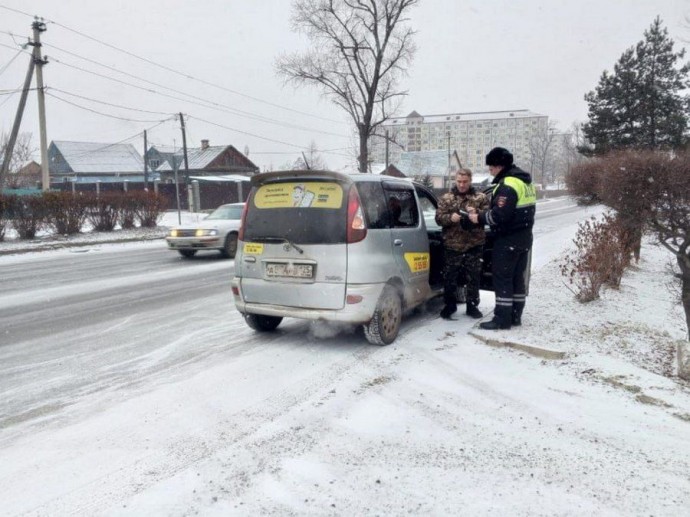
[231, 278, 385, 323]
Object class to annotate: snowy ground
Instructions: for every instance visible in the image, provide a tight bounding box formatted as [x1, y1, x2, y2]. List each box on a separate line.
[1, 200, 689, 515]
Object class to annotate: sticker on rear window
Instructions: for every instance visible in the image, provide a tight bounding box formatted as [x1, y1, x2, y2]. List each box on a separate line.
[244, 243, 264, 255]
[404, 252, 430, 273]
[254, 182, 343, 209]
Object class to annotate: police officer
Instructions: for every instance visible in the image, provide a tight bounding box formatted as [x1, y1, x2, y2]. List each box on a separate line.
[468, 147, 536, 330]
[435, 168, 489, 319]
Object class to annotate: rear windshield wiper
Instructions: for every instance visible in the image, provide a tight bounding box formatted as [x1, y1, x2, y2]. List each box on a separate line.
[249, 236, 304, 254]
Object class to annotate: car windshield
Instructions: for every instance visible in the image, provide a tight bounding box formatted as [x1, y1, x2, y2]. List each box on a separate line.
[206, 205, 243, 220]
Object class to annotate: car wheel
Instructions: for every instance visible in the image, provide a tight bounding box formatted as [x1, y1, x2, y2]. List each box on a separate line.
[244, 313, 283, 332]
[178, 249, 197, 258]
[221, 233, 238, 258]
[363, 285, 402, 346]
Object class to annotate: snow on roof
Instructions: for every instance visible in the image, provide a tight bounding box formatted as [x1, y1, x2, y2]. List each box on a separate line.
[395, 150, 453, 177]
[149, 145, 177, 154]
[52, 141, 144, 173]
[188, 174, 251, 182]
[155, 145, 233, 172]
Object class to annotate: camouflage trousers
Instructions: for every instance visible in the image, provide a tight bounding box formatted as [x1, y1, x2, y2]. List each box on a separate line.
[443, 246, 482, 308]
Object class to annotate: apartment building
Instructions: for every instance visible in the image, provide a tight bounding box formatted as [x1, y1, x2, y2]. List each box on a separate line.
[370, 109, 549, 173]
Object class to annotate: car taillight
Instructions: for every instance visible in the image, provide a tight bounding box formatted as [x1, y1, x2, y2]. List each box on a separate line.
[238, 200, 250, 241]
[346, 186, 367, 243]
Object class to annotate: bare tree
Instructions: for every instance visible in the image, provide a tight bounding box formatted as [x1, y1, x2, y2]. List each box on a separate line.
[277, 0, 418, 173]
[1, 131, 36, 189]
[293, 140, 329, 170]
[560, 123, 590, 185]
[526, 121, 558, 189]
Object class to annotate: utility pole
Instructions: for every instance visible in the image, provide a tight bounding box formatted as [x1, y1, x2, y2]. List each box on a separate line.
[385, 129, 389, 170]
[143, 130, 148, 189]
[32, 19, 49, 191]
[0, 41, 36, 193]
[179, 112, 190, 185]
[447, 131, 451, 190]
[301, 151, 311, 170]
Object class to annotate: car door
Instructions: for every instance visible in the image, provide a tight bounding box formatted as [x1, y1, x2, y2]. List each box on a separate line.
[414, 185, 444, 290]
[382, 181, 430, 307]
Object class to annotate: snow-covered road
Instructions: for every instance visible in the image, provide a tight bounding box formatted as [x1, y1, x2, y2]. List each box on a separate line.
[1, 198, 688, 516]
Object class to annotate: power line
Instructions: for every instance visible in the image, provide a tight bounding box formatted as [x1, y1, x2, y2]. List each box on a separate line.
[188, 115, 352, 159]
[48, 20, 346, 125]
[0, 4, 34, 17]
[47, 90, 172, 123]
[0, 87, 37, 94]
[44, 44, 346, 137]
[61, 119, 172, 159]
[0, 47, 22, 76]
[187, 115, 310, 151]
[0, 4, 346, 125]
[0, 40, 30, 54]
[48, 54, 350, 138]
[0, 80, 21, 107]
[50, 87, 174, 116]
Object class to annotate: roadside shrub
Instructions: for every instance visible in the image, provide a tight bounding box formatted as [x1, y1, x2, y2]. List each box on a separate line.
[135, 191, 167, 228]
[43, 191, 89, 235]
[119, 194, 138, 229]
[12, 194, 46, 240]
[0, 194, 17, 241]
[86, 192, 121, 232]
[565, 163, 601, 205]
[603, 214, 634, 289]
[559, 213, 632, 302]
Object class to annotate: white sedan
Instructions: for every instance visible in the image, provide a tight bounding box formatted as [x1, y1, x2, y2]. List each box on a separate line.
[166, 203, 244, 259]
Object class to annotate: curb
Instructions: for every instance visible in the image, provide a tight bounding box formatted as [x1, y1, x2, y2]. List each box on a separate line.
[468, 331, 566, 360]
[0, 235, 165, 256]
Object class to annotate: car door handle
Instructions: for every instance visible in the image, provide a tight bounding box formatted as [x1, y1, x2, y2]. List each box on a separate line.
[393, 239, 403, 247]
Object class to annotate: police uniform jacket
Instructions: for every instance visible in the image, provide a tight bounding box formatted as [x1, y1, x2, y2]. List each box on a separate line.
[478, 165, 536, 247]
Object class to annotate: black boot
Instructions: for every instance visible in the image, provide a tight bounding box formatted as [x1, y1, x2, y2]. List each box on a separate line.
[479, 319, 511, 330]
[512, 304, 524, 326]
[440, 303, 457, 319]
[479, 306, 511, 330]
[466, 304, 483, 319]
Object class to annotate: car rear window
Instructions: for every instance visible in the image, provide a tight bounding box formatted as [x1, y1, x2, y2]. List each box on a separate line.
[244, 181, 348, 244]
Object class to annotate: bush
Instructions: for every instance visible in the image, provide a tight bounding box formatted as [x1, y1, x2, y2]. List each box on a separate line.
[86, 192, 121, 232]
[565, 163, 601, 205]
[0, 194, 18, 242]
[43, 191, 89, 235]
[559, 213, 632, 302]
[119, 194, 138, 229]
[12, 194, 46, 240]
[134, 191, 167, 228]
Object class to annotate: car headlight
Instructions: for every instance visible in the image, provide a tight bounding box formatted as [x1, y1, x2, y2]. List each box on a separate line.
[195, 229, 218, 237]
[169, 229, 179, 237]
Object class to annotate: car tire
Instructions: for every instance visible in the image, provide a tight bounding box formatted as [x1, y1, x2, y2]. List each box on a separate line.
[363, 284, 402, 346]
[221, 233, 238, 259]
[244, 313, 283, 332]
[178, 249, 197, 258]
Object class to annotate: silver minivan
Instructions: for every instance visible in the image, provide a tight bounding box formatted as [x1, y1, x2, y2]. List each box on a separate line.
[231, 170, 445, 345]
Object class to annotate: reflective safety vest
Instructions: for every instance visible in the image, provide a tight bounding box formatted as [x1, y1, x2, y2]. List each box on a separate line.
[494, 176, 537, 208]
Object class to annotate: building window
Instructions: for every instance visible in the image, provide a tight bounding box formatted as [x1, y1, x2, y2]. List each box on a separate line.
[149, 159, 160, 168]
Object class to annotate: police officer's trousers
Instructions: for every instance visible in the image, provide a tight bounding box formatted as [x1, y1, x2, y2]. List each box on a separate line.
[491, 238, 530, 326]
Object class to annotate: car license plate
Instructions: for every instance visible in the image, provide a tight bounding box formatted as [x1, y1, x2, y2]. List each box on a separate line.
[266, 263, 313, 278]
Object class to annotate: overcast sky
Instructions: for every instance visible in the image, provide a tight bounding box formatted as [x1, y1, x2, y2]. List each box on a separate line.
[0, 0, 688, 172]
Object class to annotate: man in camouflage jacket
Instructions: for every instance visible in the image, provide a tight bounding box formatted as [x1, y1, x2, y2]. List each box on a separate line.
[435, 169, 490, 319]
